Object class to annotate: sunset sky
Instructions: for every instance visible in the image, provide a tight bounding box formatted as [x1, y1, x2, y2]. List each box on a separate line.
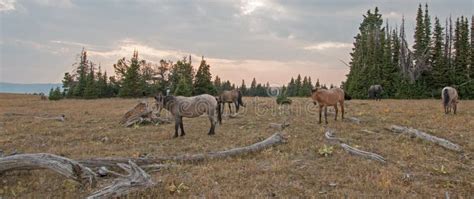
[0, 0, 472, 86]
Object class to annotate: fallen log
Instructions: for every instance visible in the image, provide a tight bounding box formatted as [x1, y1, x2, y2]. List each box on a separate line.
[269, 122, 289, 131]
[388, 125, 462, 152]
[324, 128, 386, 163]
[79, 132, 287, 167]
[121, 101, 171, 127]
[34, 114, 65, 122]
[326, 111, 361, 124]
[340, 144, 386, 163]
[87, 161, 154, 199]
[0, 153, 97, 186]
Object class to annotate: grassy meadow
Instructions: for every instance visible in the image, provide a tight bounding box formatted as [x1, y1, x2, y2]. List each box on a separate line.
[0, 93, 473, 198]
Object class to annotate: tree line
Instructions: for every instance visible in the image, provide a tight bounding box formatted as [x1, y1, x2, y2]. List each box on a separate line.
[57, 49, 286, 99]
[345, 4, 473, 99]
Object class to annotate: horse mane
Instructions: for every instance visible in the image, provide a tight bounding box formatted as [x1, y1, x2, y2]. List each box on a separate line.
[163, 95, 176, 105]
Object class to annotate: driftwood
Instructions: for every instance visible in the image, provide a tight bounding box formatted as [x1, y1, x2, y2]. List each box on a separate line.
[269, 122, 290, 131]
[121, 101, 171, 127]
[0, 153, 97, 186]
[34, 114, 65, 122]
[80, 132, 287, 168]
[388, 125, 462, 152]
[324, 128, 386, 163]
[87, 161, 154, 199]
[326, 111, 361, 124]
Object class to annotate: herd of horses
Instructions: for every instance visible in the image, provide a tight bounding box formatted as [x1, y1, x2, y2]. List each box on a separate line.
[154, 85, 459, 138]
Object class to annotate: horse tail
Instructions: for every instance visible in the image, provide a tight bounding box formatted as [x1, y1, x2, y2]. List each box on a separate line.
[237, 90, 245, 107]
[443, 88, 450, 108]
[217, 99, 222, 125]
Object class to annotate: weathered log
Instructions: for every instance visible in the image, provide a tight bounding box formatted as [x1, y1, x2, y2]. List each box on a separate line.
[121, 101, 171, 127]
[269, 122, 289, 131]
[0, 153, 96, 186]
[79, 132, 287, 167]
[339, 144, 386, 163]
[326, 111, 361, 124]
[34, 114, 65, 122]
[87, 160, 154, 199]
[388, 125, 462, 152]
[324, 128, 386, 163]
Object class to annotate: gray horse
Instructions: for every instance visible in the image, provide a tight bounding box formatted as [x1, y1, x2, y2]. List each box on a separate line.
[155, 94, 222, 138]
[368, 85, 383, 100]
[442, 86, 459, 114]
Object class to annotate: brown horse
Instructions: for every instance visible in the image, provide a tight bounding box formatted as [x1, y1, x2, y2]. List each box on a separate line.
[219, 89, 245, 115]
[442, 86, 459, 114]
[155, 94, 222, 138]
[311, 87, 345, 124]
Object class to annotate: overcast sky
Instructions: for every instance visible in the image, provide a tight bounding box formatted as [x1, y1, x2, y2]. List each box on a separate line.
[0, 0, 472, 86]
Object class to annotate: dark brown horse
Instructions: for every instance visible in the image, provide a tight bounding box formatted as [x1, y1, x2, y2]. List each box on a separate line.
[218, 89, 245, 115]
[311, 87, 345, 124]
[155, 94, 222, 138]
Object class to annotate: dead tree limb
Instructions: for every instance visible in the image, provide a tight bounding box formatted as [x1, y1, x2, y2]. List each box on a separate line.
[80, 132, 287, 167]
[121, 101, 171, 127]
[388, 125, 462, 152]
[324, 128, 386, 163]
[326, 111, 361, 124]
[34, 114, 65, 122]
[339, 144, 386, 163]
[269, 122, 289, 131]
[87, 160, 154, 199]
[0, 153, 96, 186]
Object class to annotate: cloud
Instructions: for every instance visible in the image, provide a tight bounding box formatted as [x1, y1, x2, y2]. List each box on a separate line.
[32, 0, 73, 8]
[303, 42, 352, 51]
[0, 0, 16, 12]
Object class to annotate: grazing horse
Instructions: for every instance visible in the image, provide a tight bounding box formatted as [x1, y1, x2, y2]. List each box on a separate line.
[219, 89, 245, 115]
[368, 85, 383, 100]
[154, 94, 222, 138]
[311, 87, 345, 124]
[442, 86, 459, 114]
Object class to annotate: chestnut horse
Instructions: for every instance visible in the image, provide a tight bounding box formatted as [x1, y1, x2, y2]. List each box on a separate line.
[311, 87, 345, 124]
[442, 86, 459, 114]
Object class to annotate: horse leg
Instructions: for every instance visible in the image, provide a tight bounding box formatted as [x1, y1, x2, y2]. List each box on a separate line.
[453, 103, 457, 114]
[235, 101, 240, 113]
[324, 106, 328, 124]
[318, 105, 323, 124]
[179, 116, 185, 136]
[228, 103, 232, 115]
[208, 115, 216, 135]
[340, 101, 345, 119]
[174, 118, 180, 138]
[334, 105, 338, 121]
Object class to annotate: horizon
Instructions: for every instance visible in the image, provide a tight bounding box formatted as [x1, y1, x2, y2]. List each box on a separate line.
[1, 0, 472, 86]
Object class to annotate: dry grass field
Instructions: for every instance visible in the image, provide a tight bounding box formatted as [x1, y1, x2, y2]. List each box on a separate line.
[0, 93, 473, 198]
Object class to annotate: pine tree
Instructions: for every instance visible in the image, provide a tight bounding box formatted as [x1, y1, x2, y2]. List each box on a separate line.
[295, 74, 302, 96]
[169, 56, 194, 94]
[431, 17, 448, 93]
[193, 58, 216, 95]
[250, 78, 257, 96]
[119, 51, 145, 97]
[62, 72, 75, 97]
[423, 3, 432, 63]
[83, 63, 99, 99]
[315, 78, 320, 88]
[73, 49, 89, 97]
[174, 76, 192, 96]
[413, 4, 426, 59]
[49, 87, 62, 100]
[287, 77, 296, 96]
[240, 80, 247, 96]
[214, 76, 222, 93]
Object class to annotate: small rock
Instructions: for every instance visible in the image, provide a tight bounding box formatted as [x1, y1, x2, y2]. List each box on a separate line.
[329, 182, 337, 187]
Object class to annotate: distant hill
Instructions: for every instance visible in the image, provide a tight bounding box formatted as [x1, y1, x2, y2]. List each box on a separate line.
[0, 82, 62, 95]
